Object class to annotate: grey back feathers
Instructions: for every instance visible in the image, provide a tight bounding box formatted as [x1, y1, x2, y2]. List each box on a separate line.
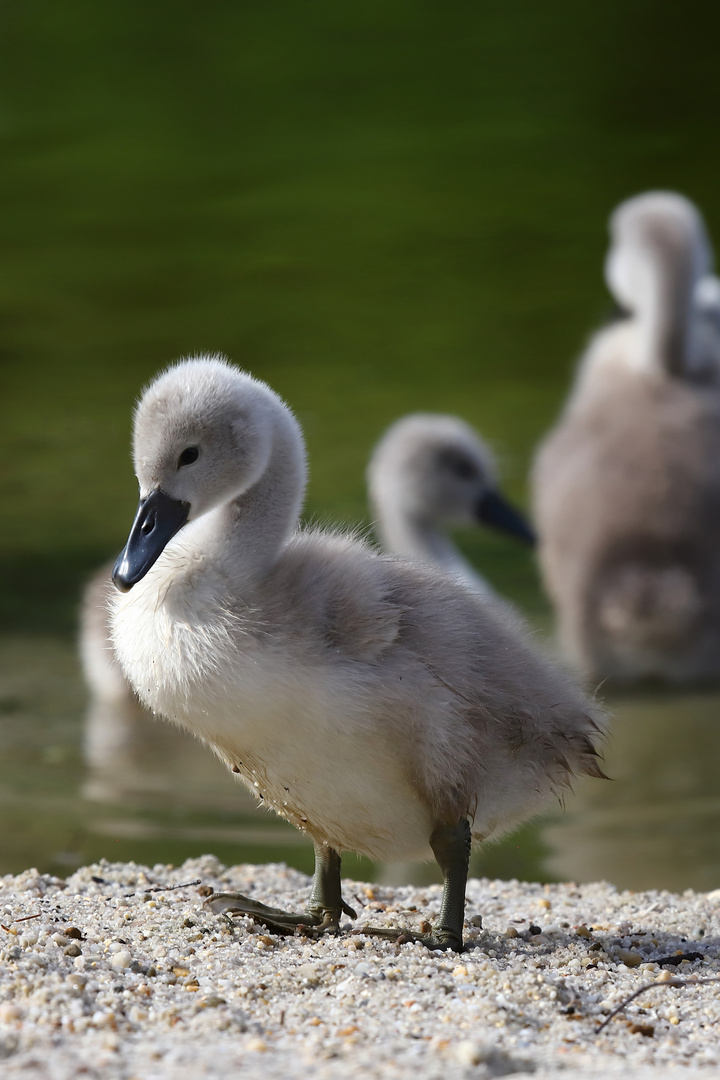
[533, 192, 720, 683]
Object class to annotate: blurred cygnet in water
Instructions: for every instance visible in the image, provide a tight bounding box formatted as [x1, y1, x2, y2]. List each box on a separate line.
[367, 414, 535, 600]
[79, 562, 232, 803]
[80, 562, 135, 709]
[533, 191, 720, 684]
[79, 562, 147, 793]
[80, 562, 184, 801]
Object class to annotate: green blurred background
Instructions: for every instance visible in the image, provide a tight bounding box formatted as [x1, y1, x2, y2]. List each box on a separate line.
[1, 0, 719, 890]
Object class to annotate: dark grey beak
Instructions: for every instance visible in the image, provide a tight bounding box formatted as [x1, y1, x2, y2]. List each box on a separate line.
[112, 488, 190, 592]
[476, 490, 536, 546]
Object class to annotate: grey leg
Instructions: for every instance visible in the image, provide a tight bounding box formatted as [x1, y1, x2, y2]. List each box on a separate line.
[306, 844, 357, 928]
[427, 817, 471, 951]
[354, 818, 471, 952]
[203, 842, 357, 935]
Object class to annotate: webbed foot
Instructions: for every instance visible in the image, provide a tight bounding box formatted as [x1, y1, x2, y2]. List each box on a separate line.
[351, 923, 463, 952]
[202, 843, 357, 938]
[203, 890, 356, 936]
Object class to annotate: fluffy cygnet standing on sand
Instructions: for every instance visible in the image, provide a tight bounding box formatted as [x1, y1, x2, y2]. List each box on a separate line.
[111, 356, 605, 951]
[367, 414, 535, 599]
[533, 191, 720, 683]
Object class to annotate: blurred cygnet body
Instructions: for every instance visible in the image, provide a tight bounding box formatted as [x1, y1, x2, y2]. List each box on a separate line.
[110, 356, 605, 951]
[533, 191, 720, 683]
[80, 563, 236, 804]
[367, 414, 535, 599]
[79, 561, 147, 791]
[80, 562, 133, 707]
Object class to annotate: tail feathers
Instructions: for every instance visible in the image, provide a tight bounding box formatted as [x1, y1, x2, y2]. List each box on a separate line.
[554, 727, 609, 784]
[574, 732, 610, 781]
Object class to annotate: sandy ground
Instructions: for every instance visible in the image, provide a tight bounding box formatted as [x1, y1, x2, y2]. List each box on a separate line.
[0, 855, 718, 1079]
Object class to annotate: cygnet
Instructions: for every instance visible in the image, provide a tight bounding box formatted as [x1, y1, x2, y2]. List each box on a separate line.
[533, 191, 720, 683]
[111, 355, 606, 950]
[367, 413, 534, 599]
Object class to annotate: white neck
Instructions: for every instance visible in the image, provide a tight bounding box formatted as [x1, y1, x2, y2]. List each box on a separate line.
[178, 405, 306, 590]
[605, 200, 711, 379]
[635, 256, 695, 376]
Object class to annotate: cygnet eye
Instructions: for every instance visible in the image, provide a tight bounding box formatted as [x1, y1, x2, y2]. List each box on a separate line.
[177, 446, 199, 468]
[438, 449, 479, 482]
[452, 459, 477, 481]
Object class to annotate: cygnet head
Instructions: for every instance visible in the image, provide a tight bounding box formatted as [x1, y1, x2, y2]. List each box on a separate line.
[367, 413, 535, 544]
[605, 192, 712, 315]
[113, 355, 306, 591]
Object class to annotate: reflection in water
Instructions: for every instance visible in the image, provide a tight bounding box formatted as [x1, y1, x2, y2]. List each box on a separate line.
[83, 692, 240, 806]
[0, 633, 313, 878]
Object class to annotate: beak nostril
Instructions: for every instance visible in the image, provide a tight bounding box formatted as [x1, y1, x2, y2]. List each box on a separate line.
[114, 490, 190, 591]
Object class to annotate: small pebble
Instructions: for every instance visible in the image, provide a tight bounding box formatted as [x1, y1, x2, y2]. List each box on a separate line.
[198, 995, 226, 1008]
[616, 949, 643, 967]
[110, 950, 132, 971]
[629, 1022, 655, 1037]
[454, 1041, 484, 1066]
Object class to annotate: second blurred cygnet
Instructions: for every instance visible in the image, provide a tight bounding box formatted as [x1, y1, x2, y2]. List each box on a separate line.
[367, 413, 535, 599]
